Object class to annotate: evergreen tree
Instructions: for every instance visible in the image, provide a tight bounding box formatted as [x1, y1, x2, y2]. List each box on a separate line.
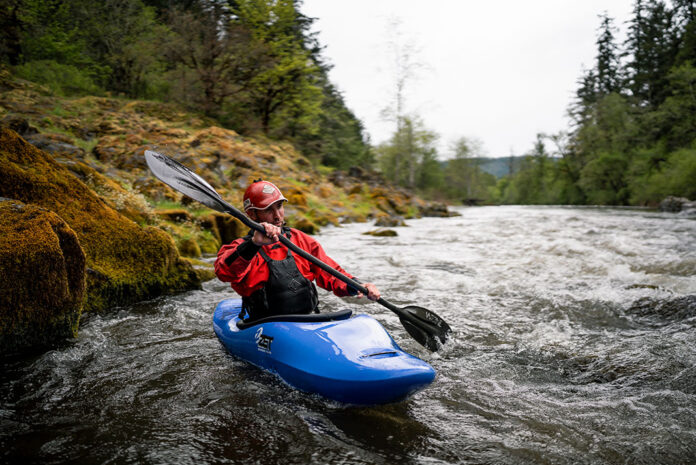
[673, 0, 696, 65]
[0, 0, 23, 65]
[596, 13, 623, 95]
[304, 77, 373, 169]
[230, 0, 323, 138]
[571, 67, 599, 126]
[624, 0, 678, 108]
[571, 13, 622, 127]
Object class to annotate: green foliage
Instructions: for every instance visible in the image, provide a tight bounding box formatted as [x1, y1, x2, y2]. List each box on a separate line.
[652, 62, 696, 150]
[376, 116, 440, 191]
[14, 0, 162, 95]
[4, 0, 370, 171]
[560, 1, 696, 206]
[301, 78, 373, 169]
[630, 147, 696, 203]
[439, 137, 495, 202]
[578, 151, 630, 205]
[13, 60, 102, 96]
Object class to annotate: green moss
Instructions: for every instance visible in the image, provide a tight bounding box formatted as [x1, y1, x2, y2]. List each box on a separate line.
[0, 129, 201, 315]
[74, 138, 98, 153]
[152, 199, 184, 210]
[196, 229, 221, 254]
[0, 200, 86, 353]
[177, 236, 202, 258]
[316, 165, 334, 176]
[288, 214, 318, 234]
[50, 104, 77, 118]
[363, 228, 398, 237]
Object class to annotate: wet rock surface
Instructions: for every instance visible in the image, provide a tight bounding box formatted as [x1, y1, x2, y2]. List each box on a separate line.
[0, 129, 201, 352]
[0, 199, 85, 354]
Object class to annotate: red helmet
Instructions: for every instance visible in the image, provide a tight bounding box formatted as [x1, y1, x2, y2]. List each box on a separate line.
[243, 180, 287, 211]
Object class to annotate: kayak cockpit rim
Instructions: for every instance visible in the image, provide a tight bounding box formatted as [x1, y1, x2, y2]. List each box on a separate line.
[236, 309, 353, 330]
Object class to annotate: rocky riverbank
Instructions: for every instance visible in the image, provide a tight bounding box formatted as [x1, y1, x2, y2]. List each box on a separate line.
[0, 72, 454, 355]
[0, 129, 201, 354]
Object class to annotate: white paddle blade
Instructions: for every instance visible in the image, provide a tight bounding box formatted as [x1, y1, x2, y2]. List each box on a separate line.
[144, 150, 226, 212]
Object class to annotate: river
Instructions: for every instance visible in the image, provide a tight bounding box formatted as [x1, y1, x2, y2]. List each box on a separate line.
[2, 206, 695, 464]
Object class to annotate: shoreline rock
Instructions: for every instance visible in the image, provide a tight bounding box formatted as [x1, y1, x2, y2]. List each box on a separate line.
[0, 200, 85, 355]
[659, 196, 696, 214]
[0, 129, 202, 354]
[375, 215, 407, 227]
[419, 203, 461, 217]
[363, 228, 398, 237]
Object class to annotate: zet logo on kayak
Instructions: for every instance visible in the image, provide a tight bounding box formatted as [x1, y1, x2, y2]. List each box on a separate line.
[254, 327, 273, 353]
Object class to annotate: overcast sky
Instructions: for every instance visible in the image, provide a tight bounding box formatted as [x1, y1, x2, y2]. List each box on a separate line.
[300, 0, 635, 158]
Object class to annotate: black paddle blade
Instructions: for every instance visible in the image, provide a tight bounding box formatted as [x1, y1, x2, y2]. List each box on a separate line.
[399, 306, 452, 352]
[144, 150, 227, 213]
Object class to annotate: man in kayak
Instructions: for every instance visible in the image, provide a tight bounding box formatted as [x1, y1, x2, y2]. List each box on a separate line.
[215, 179, 381, 321]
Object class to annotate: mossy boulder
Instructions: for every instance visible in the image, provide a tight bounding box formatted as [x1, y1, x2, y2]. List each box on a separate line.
[375, 215, 407, 227]
[155, 208, 192, 223]
[0, 199, 85, 354]
[363, 228, 398, 237]
[200, 213, 246, 245]
[290, 216, 318, 235]
[177, 237, 202, 258]
[419, 203, 461, 217]
[58, 159, 153, 225]
[0, 128, 200, 315]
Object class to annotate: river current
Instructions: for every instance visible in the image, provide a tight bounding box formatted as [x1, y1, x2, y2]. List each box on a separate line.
[2, 206, 695, 464]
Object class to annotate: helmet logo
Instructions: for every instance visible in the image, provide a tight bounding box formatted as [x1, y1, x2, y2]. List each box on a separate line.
[262, 185, 275, 195]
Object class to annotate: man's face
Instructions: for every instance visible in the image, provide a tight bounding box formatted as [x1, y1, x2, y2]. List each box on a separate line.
[249, 200, 285, 226]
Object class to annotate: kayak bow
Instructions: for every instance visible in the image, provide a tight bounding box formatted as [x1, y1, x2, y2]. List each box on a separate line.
[213, 299, 436, 405]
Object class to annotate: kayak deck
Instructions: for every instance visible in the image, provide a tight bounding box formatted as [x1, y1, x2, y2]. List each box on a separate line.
[213, 298, 436, 405]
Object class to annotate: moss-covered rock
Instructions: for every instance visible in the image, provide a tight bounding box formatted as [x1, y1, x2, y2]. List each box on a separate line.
[375, 215, 407, 227]
[155, 208, 192, 223]
[177, 237, 202, 258]
[363, 228, 398, 237]
[58, 159, 154, 225]
[419, 203, 461, 217]
[290, 215, 318, 235]
[0, 128, 200, 315]
[201, 213, 246, 245]
[0, 199, 85, 354]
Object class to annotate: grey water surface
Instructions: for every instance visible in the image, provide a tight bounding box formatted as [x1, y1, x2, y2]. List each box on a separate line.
[2, 206, 695, 464]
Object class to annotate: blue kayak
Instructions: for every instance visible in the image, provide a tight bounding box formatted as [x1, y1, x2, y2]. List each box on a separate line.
[213, 298, 436, 405]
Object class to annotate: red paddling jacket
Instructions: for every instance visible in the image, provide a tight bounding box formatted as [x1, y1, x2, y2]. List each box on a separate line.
[215, 227, 358, 318]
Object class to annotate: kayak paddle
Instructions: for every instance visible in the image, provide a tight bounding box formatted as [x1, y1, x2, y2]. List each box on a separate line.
[144, 150, 452, 351]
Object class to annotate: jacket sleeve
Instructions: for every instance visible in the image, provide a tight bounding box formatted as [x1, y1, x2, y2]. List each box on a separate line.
[296, 231, 359, 297]
[214, 237, 264, 296]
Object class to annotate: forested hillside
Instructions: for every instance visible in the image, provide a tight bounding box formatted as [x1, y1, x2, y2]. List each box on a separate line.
[0, 0, 371, 169]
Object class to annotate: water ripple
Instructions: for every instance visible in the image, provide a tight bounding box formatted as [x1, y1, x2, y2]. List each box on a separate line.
[2, 206, 696, 464]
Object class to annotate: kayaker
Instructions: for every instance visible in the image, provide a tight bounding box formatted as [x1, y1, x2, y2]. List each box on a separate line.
[215, 179, 381, 321]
